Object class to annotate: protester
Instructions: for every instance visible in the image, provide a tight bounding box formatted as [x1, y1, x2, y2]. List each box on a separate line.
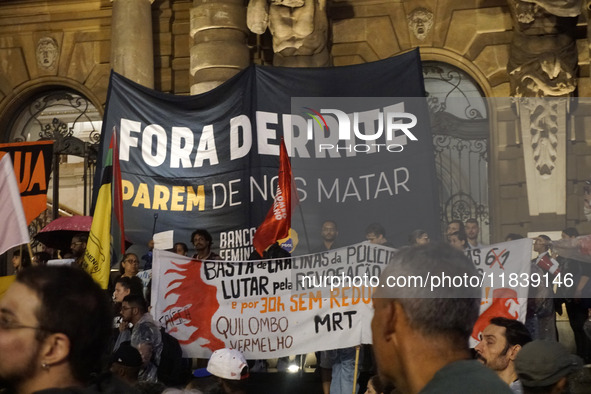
[505, 234, 524, 241]
[526, 235, 557, 341]
[173, 242, 189, 256]
[475, 317, 532, 393]
[0, 265, 127, 393]
[119, 252, 141, 279]
[372, 243, 512, 393]
[515, 340, 583, 394]
[365, 223, 393, 247]
[465, 218, 485, 248]
[319, 220, 339, 251]
[191, 229, 221, 260]
[448, 230, 468, 251]
[555, 227, 591, 363]
[70, 233, 88, 267]
[408, 229, 429, 246]
[142, 239, 155, 270]
[111, 340, 144, 385]
[113, 276, 144, 304]
[365, 375, 392, 394]
[206, 348, 249, 394]
[446, 219, 465, 236]
[11, 248, 31, 273]
[116, 294, 163, 383]
[316, 219, 344, 394]
[31, 251, 51, 266]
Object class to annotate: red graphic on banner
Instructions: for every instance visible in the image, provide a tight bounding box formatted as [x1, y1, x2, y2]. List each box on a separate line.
[471, 288, 520, 341]
[163, 260, 225, 351]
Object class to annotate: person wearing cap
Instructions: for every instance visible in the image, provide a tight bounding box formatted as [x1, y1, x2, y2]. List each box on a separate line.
[515, 340, 583, 394]
[371, 244, 513, 393]
[206, 348, 249, 394]
[111, 341, 143, 385]
[474, 317, 532, 393]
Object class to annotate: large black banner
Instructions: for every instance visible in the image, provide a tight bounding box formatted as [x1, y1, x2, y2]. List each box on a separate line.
[96, 49, 440, 258]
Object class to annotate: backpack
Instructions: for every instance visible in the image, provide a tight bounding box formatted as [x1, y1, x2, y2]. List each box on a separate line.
[156, 327, 191, 387]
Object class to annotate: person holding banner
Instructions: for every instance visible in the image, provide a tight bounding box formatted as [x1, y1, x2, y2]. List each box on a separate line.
[371, 243, 513, 394]
[191, 229, 221, 261]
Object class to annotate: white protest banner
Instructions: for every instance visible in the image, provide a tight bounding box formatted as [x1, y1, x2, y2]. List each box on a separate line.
[153, 239, 539, 356]
[467, 238, 532, 345]
[151, 243, 396, 358]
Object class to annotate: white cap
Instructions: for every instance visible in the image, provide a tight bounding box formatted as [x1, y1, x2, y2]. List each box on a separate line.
[206, 348, 249, 380]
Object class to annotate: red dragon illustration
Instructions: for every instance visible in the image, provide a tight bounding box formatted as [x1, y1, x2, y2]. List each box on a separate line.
[163, 260, 225, 351]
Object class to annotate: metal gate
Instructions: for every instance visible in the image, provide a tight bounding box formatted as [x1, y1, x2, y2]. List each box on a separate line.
[423, 62, 490, 243]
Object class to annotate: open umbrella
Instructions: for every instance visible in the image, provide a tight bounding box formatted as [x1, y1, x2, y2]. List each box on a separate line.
[34, 216, 93, 251]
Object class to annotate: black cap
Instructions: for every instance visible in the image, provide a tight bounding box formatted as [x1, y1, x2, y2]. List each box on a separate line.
[112, 341, 143, 368]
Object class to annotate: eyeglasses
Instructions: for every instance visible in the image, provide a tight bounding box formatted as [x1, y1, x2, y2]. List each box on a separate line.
[70, 241, 82, 247]
[120, 306, 136, 312]
[0, 317, 45, 332]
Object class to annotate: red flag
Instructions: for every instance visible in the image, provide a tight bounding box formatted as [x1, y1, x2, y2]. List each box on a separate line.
[111, 129, 126, 256]
[253, 139, 297, 256]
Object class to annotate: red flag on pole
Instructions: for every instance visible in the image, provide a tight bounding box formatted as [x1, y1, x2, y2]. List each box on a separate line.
[111, 129, 126, 257]
[253, 139, 297, 256]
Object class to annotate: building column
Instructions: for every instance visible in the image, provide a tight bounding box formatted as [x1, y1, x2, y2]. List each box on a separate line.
[190, 0, 249, 95]
[111, 0, 155, 89]
[506, 0, 579, 219]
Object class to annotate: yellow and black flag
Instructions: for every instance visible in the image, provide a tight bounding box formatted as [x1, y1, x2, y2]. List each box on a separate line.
[84, 129, 124, 289]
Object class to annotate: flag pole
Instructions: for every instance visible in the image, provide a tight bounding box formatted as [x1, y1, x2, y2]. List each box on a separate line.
[26, 243, 34, 265]
[297, 204, 311, 254]
[152, 213, 158, 237]
[352, 345, 360, 394]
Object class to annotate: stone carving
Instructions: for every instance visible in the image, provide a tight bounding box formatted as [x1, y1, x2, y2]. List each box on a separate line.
[247, 0, 329, 67]
[517, 98, 565, 176]
[507, 0, 579, 97]
[36, 37, 58, 70]
[407, 7, 433, 41]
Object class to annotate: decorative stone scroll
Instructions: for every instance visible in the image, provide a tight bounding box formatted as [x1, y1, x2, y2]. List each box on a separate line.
[507, 0, 579, 216]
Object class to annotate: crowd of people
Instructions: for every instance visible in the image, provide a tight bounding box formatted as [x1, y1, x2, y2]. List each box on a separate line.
[1, 218, 590, 393]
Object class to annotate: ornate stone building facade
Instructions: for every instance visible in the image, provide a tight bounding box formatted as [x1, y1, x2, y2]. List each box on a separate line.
[1, 0, 590, 242]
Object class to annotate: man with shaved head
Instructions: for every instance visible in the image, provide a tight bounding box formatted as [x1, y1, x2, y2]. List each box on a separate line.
[371, 243, 512, 393]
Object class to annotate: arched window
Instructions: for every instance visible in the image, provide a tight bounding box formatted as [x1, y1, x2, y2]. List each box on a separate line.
[7, 88, 102, 218]
[423, 62, 490, 243]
